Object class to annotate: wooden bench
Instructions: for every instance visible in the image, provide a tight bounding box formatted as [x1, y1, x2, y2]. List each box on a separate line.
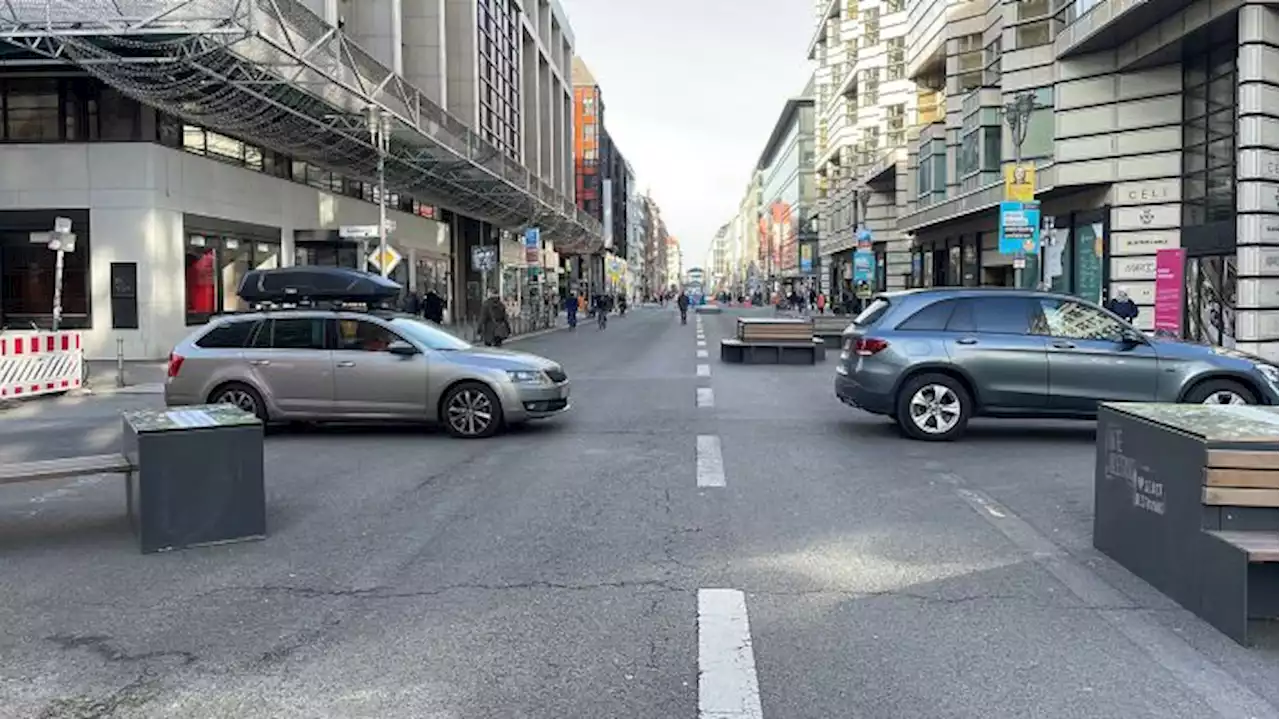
[694, 304, 722, 314]
[811, 315, 852, 347]
[0, 454, 134, 485]
[721, 318, 825, 365]
[1094, 404, 1278, 645]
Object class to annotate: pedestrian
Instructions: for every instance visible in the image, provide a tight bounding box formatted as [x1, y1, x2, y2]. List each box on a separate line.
[478, 289, 511, 347]
[816, 292, 826, 314]
[1105, 290, 1139, 323]
[422, 289, 445, 324]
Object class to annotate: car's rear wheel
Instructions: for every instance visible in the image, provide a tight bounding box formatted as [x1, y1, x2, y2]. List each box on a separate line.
[210, 382, 268, 421]
[441, 382, 503, 439]
[1183, 379, 1259, 406]
[896, 373, 971, 442]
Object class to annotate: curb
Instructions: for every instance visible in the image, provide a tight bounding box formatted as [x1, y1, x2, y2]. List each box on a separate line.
[505, 325, 569, 343]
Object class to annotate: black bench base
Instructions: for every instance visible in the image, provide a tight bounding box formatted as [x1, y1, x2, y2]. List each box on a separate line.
[721, 338, 825, 365]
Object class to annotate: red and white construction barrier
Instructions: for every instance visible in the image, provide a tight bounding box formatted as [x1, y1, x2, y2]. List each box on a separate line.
[0, 331, 83, 399]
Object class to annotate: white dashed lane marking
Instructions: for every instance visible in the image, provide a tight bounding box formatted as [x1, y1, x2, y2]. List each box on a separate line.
[696, 387, 714, 407]
[698, 588, 764, 719]
[696, 364, 711, 377]
[696, 349, 709, 358]
[695, 435, 725, 488]
[697, 340, 707, 347]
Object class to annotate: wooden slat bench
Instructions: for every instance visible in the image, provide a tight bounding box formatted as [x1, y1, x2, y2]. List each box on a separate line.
[811, 315, 852, 348]
[1094, 403, 1278, 645]
[0, 454, 134, 485]
[722, 318, 825, 364]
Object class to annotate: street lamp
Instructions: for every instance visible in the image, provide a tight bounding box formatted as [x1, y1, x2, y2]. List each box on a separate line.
[856, 187, 871, 230]
[1003, 91, 1037, 289]
[367, 106, 392, 278]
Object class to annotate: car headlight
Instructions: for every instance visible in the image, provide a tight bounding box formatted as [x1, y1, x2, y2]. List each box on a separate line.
[1256, 363, 1279, 390]
[507, 369, 551, 385]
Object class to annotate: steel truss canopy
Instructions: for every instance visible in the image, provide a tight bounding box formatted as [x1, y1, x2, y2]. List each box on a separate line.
[0, 0, 604, 255]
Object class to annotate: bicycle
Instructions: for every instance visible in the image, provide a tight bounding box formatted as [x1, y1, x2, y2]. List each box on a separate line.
[597, 308, 608, 330]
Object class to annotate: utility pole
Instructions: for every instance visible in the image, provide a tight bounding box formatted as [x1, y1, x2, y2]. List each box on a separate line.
[368, 106, 391, 278]
[1004, 92, 1036, 289]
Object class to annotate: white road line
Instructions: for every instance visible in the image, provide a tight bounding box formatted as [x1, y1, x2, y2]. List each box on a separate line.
[696, 387, 715, 407]
[952, 481, 1275, 719]
[698, 588, 764, 719]
[696, 435, 726, 488]
[697, 340, 707, 347]
[696, 364, 711, 377]
[696, 349, 709, 358]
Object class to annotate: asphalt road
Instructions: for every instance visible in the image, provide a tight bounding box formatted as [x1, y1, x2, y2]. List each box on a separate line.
[0, 306, 1275, 719]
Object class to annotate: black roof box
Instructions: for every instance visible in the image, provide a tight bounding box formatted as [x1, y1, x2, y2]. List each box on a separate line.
[237, 266, 401, 304]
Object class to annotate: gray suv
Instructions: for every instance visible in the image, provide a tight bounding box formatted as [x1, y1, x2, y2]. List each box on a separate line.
[834, 288, 1279, 441]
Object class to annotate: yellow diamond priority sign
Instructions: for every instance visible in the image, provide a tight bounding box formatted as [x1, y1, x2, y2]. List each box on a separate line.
[367, 245, 403, 275]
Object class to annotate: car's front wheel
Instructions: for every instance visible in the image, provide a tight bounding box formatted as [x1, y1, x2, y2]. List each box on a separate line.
[441, 382, 504, 439]
[1183, 379, 1259, 406]
[896, 373, 971, 442]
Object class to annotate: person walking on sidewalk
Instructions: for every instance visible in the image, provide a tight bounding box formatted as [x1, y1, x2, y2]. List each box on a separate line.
[479, 289, 511, 347]
[422, 289, 446, 324]
[676, 291, 690, 325]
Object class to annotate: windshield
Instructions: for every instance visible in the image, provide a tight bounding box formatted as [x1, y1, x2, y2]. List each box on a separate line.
[389, 317, 472, 351]
[852, 298, 890, 326]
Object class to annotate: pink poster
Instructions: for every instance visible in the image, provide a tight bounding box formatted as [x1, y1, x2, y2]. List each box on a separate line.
[1153, 248, 1185, 337]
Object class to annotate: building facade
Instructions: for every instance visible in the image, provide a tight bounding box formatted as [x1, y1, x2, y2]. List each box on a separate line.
[0, 0, 596, 360]
[571, 56, 631, 293]
[799, 0, 1278, 361]
[757, 97, 818, 289]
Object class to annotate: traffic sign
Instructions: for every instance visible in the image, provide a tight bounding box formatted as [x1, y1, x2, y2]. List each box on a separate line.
[340, 225, 380, 239]
[367, 245, 403, 274]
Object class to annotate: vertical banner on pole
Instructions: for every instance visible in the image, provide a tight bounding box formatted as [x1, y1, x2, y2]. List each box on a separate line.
[1154, 248, 1186, 338]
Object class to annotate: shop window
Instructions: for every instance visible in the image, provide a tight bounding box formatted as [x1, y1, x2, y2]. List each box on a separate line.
[948, 245, 962, 286]
[1185, 255, 1236, 348]
[184, 234, 281, 324]
[0, 232, 90, 327]
[962, 238, 980, 286]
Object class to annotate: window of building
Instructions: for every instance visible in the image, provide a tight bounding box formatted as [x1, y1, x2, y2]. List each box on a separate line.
[1185, 254, 1237, 347]
[862, 68, 880, 106]
[983, 38, 1003, 86]
[956, 33, 984, 92]
[886, 103, 906, 147]
[861, 8, 881, 45]
[1183, 41, 1237, 229]
[885, 0, 905, 11]
[886, 38, 905, 80]
[3, 77, 59, 141]
[1014, 21, 1053, 49]
[0, 228, 91, 328]
[1013, 86, 1055, 159]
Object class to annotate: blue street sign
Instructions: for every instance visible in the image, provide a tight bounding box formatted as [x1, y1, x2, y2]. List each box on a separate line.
[998, 201, 1041, 255]
[853, 250, 876, 284]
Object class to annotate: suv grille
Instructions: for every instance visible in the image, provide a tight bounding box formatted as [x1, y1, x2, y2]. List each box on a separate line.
[546, 368, 568, 384]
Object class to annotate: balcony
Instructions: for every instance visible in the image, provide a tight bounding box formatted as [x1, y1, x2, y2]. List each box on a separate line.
[1053, 0, 1198, 58]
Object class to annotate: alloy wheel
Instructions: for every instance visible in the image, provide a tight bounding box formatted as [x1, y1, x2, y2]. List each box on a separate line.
[447, 388, 494, 437]
[908, 384, 962, 435]
[217, 388, 258, 414]
[1202, 390, 1247, 405]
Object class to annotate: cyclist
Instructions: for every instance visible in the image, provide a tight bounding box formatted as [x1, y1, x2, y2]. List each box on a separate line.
[676, 291, 690, 325]
[594, 294, 609, 329]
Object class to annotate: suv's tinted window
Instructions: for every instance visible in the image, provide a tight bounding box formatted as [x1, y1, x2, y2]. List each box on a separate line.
[254, 318, 326, 350]
[1034, 299, 1127, 340]
[196, 319, 259, 348]
[950, 298, 1033, 334]
[897, 299, 957, 331]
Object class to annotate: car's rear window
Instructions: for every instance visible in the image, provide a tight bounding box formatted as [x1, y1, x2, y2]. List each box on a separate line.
[195, 319, 259, 348]
[851, 298, 890, 327]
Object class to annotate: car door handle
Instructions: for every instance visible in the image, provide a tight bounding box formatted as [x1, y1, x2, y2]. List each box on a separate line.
[336, 361, 356, 368]
[955, 337, 978, 345]
[1051, 341, 1077, 349]
[248, 359, 270, 367]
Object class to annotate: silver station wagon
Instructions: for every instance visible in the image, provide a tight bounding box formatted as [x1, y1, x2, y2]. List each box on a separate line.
[164, 268, 570, 439]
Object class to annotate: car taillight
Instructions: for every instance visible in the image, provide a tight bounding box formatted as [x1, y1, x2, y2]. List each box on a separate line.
[854, 338, 889, 356]
[167, 352, 185, 378]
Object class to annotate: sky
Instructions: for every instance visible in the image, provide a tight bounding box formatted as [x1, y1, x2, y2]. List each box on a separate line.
[557, 0, 814, 269]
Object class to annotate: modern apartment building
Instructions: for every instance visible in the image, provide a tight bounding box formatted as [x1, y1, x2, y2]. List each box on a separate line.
[0, 0, 597, 359]
[805, 0, 1278, 361]
[571, 56, 631, 291]
[757, 96, 818, 288]
[809, 0, 918, 299]
[706, 223, 732, 293]
[643, 193, 670, 297]
[666, 235, 683, 291]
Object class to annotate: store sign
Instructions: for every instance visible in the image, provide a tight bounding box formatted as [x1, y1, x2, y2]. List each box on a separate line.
[1111, 231, 1179, 256]
[1112, 204, 1179, 231]
[1110, 256, 1157, 280]
[1113, 179, 1178, 206]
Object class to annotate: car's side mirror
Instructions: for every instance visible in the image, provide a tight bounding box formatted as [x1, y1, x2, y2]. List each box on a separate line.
[387, 340, 419, 356]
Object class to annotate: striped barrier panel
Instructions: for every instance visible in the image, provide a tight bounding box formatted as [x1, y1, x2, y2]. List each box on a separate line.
[0, 331, 83, 399]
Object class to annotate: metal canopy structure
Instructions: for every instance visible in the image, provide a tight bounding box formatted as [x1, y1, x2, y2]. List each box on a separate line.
[0, 0, 604, 255]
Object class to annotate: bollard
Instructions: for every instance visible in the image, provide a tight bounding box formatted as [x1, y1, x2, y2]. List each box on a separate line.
[116, 337, 125, 388]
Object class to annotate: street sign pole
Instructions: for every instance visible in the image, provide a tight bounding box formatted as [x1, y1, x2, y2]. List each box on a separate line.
[369, 107, 391, 278]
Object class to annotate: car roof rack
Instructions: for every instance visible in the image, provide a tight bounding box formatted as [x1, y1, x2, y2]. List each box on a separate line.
[237, 267, 402, 310]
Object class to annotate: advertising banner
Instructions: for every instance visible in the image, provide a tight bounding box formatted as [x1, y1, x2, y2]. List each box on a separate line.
[853, 250, 876, 284]
[998, 201, 1041, 255]
[799, 243, 814, 274]
[602, 180, 614, 249]
[524, 227, 541, 267]
[1004, 163, 1036, 202]
[1154, 248, 1186, 336]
